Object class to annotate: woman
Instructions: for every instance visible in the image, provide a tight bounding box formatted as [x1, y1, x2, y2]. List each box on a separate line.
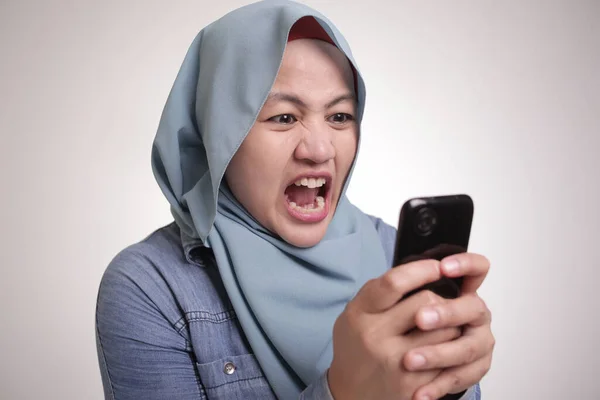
[95, 1, 494, 399]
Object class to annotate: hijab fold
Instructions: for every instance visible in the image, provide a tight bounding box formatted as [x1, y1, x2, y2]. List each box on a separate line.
[151, 1, 389, 397]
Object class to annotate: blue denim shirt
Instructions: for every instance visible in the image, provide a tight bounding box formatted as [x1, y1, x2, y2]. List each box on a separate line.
[95, 216, 481, 399]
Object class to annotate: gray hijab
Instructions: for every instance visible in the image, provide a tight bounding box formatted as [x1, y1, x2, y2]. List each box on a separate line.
[151, 0, 389, 398]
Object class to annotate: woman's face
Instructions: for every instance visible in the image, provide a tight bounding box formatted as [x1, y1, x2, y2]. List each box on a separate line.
[225, 38, 358, 247]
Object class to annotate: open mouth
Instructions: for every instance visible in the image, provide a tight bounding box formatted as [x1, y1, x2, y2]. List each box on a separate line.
[283, 176, 331, 222]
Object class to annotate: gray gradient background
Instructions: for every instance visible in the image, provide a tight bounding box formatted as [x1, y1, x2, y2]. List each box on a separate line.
[1, 0, 599, 399]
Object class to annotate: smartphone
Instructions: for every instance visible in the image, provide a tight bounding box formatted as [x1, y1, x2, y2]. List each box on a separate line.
[392, 194, 474, 299]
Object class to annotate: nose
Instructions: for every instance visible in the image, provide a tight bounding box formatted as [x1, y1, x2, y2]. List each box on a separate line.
[294, 122, 335, 164]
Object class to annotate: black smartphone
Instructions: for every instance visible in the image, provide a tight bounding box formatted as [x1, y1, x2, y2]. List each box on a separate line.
[392, 194, 474, 299]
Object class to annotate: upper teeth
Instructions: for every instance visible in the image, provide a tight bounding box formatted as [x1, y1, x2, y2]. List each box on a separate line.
[294, 177, 326, 189]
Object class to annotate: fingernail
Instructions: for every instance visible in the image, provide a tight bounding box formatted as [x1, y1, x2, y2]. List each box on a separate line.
[410, 353, 427, 369]
[442, 258, 460, 274]
[420, 395, 432, 400]
[420, 308, 440, 327]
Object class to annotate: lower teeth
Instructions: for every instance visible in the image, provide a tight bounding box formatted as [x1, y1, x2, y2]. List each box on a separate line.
[289, 196, 325, 213]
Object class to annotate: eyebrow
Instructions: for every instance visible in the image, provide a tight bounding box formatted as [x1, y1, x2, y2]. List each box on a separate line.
[266, 92, 356, 109]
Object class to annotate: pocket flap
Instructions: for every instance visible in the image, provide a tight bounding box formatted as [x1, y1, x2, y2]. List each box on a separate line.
[196, 353, 265, 389]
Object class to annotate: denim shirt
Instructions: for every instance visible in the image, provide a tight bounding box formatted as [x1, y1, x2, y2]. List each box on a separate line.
[95, 216, 481, 399]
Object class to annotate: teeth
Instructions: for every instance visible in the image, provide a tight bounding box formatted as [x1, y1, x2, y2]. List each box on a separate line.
[292, 177, 327, 188]
[288, 196, 326, 213]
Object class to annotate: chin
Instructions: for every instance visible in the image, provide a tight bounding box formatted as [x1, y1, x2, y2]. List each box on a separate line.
[277, 220, 330, 248]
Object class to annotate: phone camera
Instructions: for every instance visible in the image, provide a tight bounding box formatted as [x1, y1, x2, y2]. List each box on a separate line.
[415, 207, 437, 236]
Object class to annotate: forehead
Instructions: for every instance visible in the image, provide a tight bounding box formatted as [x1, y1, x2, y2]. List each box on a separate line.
[272, 39, 355, 94]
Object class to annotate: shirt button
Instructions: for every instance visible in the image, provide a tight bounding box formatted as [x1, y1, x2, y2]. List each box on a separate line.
[223, 362, 236, 375]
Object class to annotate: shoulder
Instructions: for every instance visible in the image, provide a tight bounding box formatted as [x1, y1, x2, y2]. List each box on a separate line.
[99, 223, 185, 299]
[365, 214, 397, 267]
[97, 223, 230, 330]
[97, 224, 185, 327]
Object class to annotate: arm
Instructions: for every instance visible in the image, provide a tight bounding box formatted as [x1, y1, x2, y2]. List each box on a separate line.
[95, 249, 204, 400]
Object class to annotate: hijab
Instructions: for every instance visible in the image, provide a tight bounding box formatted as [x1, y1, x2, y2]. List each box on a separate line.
[151, 1, 389, 397]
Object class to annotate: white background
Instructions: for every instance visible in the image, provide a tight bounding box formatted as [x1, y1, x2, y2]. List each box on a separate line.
[1, 0, 599, 399]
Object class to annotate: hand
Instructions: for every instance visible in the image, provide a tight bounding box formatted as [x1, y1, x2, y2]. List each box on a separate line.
[403, 253, 495, 400]
[327, 260, 462, 400]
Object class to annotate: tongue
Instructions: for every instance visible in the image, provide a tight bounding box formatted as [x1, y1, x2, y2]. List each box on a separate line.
[285, 185, 319, 206]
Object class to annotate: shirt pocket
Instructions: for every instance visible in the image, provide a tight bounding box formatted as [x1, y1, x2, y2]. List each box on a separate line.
[196, 353, 276, 400]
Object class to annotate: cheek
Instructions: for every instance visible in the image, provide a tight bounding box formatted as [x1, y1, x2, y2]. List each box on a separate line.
[225, 130, 293, 211]
[224, 152, 251, 205]
[336, 131, 358, 174]
[243, 136, 290, 187]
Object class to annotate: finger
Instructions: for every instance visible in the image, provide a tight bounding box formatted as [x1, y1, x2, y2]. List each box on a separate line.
[384, 290, 447, 334]
[403, 324, 494, 371]
[412, 352, 493, 400]
[398, 245, 465, 266]
[415, 293, 491, 331]
[406, 326, 462, 348]
[353, 260, 442, 313]
[420, 243, 466, 260]
[440, 253, 490, 293]
[397, 254, 427, 264]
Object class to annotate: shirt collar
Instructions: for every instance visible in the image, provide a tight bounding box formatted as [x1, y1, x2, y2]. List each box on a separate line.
[179, 227, 210, 267]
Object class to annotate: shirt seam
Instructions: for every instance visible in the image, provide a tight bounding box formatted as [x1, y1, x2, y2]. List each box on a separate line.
[203, 376, 266, 391]
[174, 309, 237, 334]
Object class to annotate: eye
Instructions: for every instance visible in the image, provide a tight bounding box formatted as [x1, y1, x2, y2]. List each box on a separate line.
[268, 114, 297, 125]
[328, 113, 354, 124]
